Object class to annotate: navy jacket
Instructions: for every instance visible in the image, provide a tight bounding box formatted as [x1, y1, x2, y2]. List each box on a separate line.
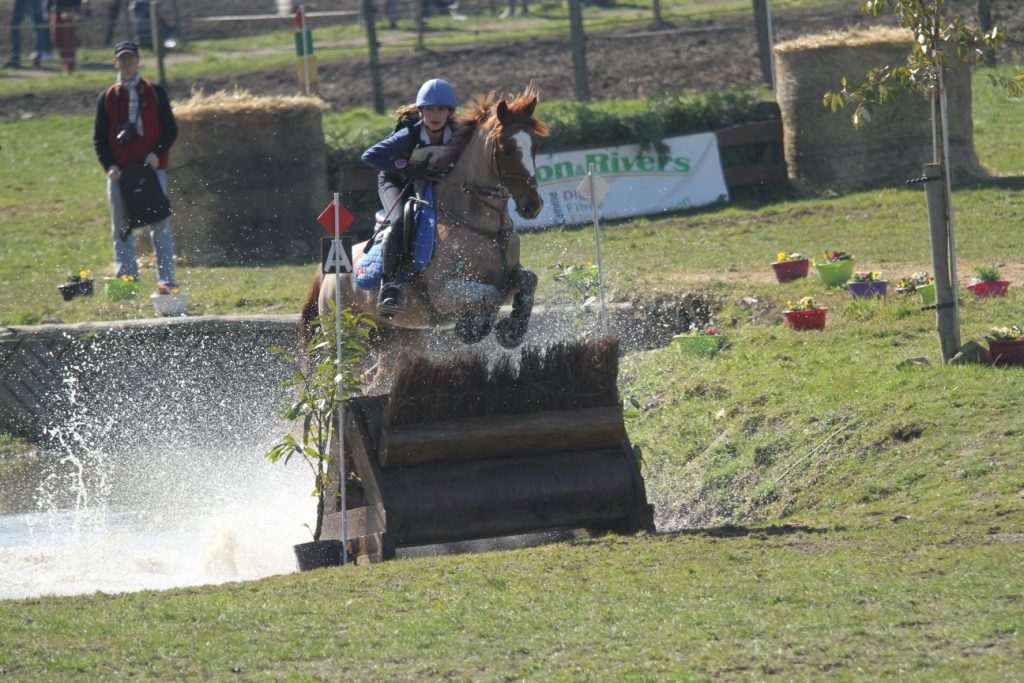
[361, 119, 454, 188]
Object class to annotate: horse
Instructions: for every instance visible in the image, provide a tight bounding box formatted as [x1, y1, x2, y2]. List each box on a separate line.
[299, 86, 549, 386]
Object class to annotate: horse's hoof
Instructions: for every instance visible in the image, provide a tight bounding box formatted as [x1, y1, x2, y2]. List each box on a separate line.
[455, 311, 492, 344]
[494, 316, 528, 349]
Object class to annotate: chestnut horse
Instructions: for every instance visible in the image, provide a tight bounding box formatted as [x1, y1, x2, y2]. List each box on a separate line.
[300, 87, 549, 385]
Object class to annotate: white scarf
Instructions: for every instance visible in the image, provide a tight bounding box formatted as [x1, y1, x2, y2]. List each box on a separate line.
[118, 72, 144, 136]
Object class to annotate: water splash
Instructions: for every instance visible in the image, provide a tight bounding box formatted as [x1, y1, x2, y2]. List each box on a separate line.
[0, 326, 315, 600]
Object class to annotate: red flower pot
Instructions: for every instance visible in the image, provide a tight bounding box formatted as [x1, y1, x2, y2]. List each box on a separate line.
[771, 259, 810, 283]
[988, 338, 1024, 366]
[784, 307, 827, 331]
[967, 281, 1010, 298]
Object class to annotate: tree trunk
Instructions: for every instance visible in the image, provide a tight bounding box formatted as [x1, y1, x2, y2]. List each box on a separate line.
[752, 0, 774, 89]
[364, 1, 385, 114]
[978, 0, 995, 67]
[568, 0, 589, 102]
[651, 0, 663, 27]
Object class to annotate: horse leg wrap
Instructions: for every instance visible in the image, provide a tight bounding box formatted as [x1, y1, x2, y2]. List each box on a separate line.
[495, 268, 537, 349]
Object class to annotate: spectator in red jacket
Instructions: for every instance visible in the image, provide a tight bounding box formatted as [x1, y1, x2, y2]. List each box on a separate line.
[93, 41, 179, 292]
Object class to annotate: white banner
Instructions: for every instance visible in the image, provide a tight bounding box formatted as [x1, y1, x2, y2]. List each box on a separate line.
[515, 132, 729, 231]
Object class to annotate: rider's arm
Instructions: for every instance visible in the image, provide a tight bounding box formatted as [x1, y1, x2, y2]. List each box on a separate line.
[361, 127, 418, 174]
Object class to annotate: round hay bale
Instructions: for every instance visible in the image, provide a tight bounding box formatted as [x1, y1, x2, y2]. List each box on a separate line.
[774, 28, 983, 194]
[168, 90, 329, 265]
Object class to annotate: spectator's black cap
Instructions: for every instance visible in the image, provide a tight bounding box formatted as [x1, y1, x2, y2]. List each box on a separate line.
[114, 41, 139, 58]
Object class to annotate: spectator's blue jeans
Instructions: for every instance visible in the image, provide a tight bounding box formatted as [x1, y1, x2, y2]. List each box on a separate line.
[9, 0, 51, 62]
[108, 170, 177, 286]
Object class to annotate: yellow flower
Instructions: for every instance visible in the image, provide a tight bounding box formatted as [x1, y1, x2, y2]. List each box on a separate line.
[119, 274, 137, 283]
[79, 269, 92, 280]
[777, 252, 787, 262]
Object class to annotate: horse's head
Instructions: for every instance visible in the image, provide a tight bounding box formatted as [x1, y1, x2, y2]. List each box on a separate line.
[492, 93, 548, 220]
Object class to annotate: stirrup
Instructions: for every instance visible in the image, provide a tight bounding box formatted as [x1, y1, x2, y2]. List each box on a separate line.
[378, 283, 408, 318]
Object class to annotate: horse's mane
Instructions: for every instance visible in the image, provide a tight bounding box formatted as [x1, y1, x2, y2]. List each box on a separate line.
[433, 85, 549, 168]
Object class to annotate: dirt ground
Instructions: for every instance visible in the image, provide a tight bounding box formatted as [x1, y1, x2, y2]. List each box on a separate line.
[2, 0, 1022, 119]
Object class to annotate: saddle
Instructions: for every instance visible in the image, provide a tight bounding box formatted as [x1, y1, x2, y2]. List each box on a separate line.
[354, 184, 437, 291]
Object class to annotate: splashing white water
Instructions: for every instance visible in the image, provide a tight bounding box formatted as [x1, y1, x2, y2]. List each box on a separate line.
[0, 329, 316, 600]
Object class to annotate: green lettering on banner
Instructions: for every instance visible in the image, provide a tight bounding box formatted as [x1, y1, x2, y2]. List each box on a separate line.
[586, 153, 610, 174]
[672, 157, 692, 174]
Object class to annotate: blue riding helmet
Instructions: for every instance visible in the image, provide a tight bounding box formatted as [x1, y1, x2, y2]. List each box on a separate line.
[415, 79, 457, 109]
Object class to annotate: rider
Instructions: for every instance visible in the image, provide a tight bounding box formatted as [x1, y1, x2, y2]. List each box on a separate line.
[361, 78, 458, 317]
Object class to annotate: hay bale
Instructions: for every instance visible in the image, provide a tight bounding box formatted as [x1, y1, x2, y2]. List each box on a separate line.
[168, 90, 329, 265]
[774, 28, 983, 193]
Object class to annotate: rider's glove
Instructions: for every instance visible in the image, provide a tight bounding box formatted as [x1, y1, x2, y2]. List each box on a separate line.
[404, 160, 432, 182]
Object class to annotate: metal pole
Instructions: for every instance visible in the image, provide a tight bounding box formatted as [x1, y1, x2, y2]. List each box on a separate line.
[150, 0, 166, 86]
[588, 164, 608, 336]
[331, 192, 348, 565]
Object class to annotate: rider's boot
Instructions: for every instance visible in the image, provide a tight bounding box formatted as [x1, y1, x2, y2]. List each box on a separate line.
[378, 227, 407, 319]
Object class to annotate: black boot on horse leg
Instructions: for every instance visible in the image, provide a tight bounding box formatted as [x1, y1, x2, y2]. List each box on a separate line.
[495, 266, 537, 349]
[378, 223, 408, 319]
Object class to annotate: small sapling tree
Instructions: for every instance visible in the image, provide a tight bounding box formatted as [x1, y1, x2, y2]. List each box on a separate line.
[822, 0, 1019, 362]
[266, 303, 374, 542]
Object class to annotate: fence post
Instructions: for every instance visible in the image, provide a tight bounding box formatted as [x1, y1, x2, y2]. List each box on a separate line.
[923, 162, 960, 363]
[567, 0, 589, 102]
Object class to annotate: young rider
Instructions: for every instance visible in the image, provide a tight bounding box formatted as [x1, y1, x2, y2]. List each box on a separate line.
[361, 78, 458, 317]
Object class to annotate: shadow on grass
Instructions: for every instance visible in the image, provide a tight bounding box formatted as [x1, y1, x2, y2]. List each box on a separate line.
[666, 523, 837, 539]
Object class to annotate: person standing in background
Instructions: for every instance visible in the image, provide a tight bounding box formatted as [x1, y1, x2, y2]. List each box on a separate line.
[94, 41, 179, 293]
[4, 0, 52, 68]
[103, 0, 124, 46]
[48, 0, 89, 74]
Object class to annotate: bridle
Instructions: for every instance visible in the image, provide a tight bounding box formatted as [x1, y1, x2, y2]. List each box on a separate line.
[460, 126, 538, 212]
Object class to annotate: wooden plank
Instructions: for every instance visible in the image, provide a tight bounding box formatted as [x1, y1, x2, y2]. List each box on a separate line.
[322, 504, 386, 541]
[379, 405, 626, 469]
[716, 119, 783, 148]
[723, 163, 789, 187]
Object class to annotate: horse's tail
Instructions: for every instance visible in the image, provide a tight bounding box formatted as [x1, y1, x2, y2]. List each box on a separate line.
[298, 269, 322, 372]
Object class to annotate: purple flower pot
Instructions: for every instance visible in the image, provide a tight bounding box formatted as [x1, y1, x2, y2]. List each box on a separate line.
[848, 280, 888, 299]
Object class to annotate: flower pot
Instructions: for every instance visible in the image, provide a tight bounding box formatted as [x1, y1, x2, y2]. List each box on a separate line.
[917, 283, 936, 307]
[771, 259, 810, 283]
[57, 279, 93, 301]
[104, 277, 141, 301]
[784, 307, 827, 331]
[987, 338, 1024, 366]
[967, 281, 1010, 298]
[672, 334, 723, 357]
[847, 280, 888, 299]
[293, 539, 343, 571]
[151, 292, 188, 317]
[815, 259, 855, 287]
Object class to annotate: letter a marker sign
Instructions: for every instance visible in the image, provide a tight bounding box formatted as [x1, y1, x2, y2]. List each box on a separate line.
[318, 197, 356, 274]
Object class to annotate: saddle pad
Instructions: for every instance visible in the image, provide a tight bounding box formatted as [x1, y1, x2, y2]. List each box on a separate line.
[354, 183, 437, 291]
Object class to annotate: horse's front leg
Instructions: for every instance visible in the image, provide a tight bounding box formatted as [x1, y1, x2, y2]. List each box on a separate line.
[494, 266, 537, 349]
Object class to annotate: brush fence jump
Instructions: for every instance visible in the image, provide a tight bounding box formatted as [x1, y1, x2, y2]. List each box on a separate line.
[323, 339, 654, 562]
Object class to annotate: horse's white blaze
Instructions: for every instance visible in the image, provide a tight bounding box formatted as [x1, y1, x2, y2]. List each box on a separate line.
[511, 129, 536, 175]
